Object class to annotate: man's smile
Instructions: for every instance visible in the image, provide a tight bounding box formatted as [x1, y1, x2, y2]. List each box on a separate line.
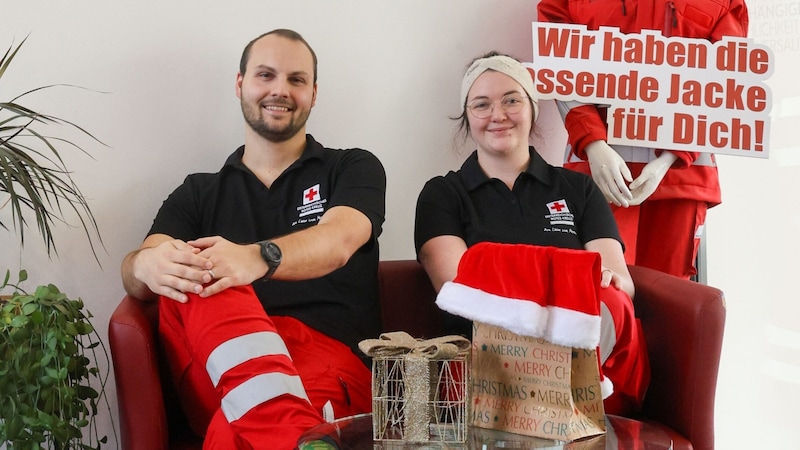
[262, 104, 291, 112]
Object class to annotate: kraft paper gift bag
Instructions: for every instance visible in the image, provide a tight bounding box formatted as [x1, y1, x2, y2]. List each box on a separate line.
[471, 322, 605, 441]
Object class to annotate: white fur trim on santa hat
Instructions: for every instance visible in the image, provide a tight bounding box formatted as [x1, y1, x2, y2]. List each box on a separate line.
[545, 305, 602, 349]
[437, 281, 601, 349]
[600, 376, 614, 399]
[436, 281, 548, 338]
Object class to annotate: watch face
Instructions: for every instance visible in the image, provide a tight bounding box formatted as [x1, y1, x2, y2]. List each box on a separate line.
[263, 241, 282, 262]
[266, 242, 281, 261]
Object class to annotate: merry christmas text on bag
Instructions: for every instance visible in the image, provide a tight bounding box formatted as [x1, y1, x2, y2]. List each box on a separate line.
[471, 322, 605, 441]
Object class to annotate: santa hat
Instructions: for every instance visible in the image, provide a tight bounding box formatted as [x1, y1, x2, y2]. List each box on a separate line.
[436, 242, 602, 349]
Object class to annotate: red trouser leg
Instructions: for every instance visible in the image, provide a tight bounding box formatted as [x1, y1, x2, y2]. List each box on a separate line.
[272, 315, 373, 419]
[195, 317, 374, 450]
[598, 287, 651, 416]
[159, 285, 324, 450]
[635, 199, 707, 280]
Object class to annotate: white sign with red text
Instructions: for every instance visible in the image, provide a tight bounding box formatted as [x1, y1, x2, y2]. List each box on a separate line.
[529, 23, 774, 158]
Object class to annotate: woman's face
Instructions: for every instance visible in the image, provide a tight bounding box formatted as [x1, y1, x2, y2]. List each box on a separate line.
[465, 71, 533, 157]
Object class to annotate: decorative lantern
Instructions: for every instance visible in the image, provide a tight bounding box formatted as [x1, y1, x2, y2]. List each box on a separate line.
[359, 332, 471, 443]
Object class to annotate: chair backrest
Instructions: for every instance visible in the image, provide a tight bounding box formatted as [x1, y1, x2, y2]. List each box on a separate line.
[377, 259, 445, 337]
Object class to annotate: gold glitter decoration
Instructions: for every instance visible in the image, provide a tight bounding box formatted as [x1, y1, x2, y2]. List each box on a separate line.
[403, 353, 430, 441]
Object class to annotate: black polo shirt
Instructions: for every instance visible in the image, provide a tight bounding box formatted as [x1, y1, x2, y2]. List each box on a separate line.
[415, 148, 620, 252]
[149, 135, 386, 361]
[414, 148, 620, 337]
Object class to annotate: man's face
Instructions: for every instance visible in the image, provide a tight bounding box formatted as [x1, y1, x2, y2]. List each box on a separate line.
[236, 34, 317, 143]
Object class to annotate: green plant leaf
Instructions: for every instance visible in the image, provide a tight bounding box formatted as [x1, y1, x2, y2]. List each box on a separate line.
[20, 302, 37, 316]
[1, 37, 106, 263]
[9, 313, 29, 327]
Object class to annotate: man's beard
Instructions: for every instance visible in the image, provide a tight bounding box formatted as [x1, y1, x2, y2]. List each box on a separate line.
[241, 100, 309, 143]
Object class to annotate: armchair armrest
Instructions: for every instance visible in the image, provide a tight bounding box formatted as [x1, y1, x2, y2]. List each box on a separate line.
[108, 295, 170, 450]
[630, 265, 726, 450]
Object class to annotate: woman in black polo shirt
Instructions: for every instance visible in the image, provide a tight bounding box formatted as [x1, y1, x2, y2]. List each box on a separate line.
[414, 52, 649, 416]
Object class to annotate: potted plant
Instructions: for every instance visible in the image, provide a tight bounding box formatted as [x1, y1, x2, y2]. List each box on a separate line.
[0, 37, 114, 449]
[0, 270, 110, 450]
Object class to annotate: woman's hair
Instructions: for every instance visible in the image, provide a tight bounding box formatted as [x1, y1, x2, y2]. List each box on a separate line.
[450, 51, 539, 152]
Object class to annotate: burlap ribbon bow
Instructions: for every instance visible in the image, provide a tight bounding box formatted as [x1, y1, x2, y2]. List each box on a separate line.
[358, 331, 470, 359]
[359, 332, 470, 442]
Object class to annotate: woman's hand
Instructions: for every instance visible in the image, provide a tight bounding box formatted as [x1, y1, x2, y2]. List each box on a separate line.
[585, 238, 634, 299]
[600, 266, 623, 290]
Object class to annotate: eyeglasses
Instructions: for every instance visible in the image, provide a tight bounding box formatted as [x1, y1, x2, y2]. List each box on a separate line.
[466, 93, 528, 119]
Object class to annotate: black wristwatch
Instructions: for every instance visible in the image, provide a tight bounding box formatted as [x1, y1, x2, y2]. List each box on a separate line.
[258, 240, 282, 279]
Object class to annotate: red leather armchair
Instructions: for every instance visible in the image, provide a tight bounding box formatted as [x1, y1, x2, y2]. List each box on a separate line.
[109, 261, 725, 450]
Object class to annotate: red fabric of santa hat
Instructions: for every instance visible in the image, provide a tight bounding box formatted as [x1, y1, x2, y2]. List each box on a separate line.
[436, 242, 602, 349]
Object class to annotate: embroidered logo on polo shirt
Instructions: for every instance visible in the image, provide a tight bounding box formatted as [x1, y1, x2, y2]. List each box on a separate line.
[297, 184, 326, 219]
[303, 184, 321, 204]
[545, 199, 575, 226]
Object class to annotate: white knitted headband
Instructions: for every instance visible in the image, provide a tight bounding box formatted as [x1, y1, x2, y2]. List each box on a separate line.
[460, 55, 539, 121]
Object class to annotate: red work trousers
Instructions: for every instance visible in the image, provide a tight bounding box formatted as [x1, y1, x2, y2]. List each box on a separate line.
[598, 286, 650, 416]
[159, 285, 372, 450]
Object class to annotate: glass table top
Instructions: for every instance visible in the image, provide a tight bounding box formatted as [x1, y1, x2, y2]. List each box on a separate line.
[297, 413, 675, 449]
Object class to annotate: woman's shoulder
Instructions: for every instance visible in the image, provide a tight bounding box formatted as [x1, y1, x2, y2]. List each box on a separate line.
[442, 169, 465, 184]
[423, 169, 462, 186]
[419, 170, 466, 198]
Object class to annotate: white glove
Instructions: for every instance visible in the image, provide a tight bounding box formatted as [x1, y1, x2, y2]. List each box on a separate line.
[585, 140, 633, 207]
[628, 151, 678, 205]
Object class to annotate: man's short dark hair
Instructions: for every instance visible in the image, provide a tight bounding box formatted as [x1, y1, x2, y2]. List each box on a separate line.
[239, 29, 318, 83]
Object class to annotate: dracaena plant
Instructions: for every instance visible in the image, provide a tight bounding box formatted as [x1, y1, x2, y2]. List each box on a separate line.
[0, 36, 103, 261]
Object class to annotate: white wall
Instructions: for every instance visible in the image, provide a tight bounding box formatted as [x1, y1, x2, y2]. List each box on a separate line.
[0, 1, 796, 448]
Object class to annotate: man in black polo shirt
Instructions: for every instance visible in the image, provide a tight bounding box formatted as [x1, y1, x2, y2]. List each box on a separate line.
[121, 29, 385, 449]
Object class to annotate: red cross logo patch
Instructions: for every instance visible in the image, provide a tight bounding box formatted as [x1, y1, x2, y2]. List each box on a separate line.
[303, 184, 321, 205]
[546, 199, 570, 215]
